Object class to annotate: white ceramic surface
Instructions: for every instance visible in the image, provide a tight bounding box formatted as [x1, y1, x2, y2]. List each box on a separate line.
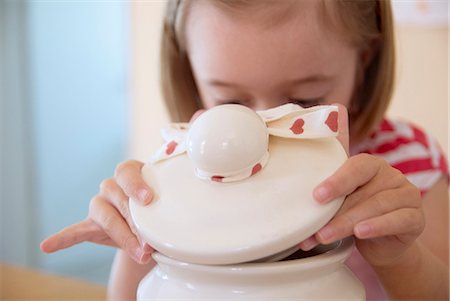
[137, 237, 365, 300]
[130, 135, 347, 265]
[187, 105, 269, 176]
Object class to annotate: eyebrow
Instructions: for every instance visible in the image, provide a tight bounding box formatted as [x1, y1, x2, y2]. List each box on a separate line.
[206, 79, 244, 88]
[286, 75, 332, 86]
[206, 75, 332, 88]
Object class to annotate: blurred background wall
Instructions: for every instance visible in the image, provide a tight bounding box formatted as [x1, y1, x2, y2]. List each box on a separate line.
[1, 0, 129, 285]
[389, 1, 448, 155]
[0, 0, 448, 287]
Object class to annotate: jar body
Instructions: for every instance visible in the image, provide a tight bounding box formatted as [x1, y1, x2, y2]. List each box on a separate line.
[137, 238, 365, 300]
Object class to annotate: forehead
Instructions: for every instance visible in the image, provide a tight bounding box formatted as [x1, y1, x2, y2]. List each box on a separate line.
[184, 0, 356, 86]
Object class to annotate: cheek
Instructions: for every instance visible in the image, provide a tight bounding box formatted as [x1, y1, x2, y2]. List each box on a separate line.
[195, 85, 216, 109]
[327, 82, 354, 108]
[326, 63, 358, 108]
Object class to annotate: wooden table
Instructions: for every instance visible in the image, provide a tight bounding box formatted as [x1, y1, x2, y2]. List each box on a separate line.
[1, 262, 106, 300]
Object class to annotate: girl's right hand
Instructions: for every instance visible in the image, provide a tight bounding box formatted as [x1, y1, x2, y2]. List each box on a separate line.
[40, 160, 154, 264]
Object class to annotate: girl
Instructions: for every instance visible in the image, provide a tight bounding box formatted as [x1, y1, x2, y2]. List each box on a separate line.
[41, 0, 449, 300]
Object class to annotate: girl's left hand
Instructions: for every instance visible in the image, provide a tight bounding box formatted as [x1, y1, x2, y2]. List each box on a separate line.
[299, 105, 425, 268]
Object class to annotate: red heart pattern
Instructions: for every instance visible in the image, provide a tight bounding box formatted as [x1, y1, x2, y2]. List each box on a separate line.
[251, 163, 262, 176]
[211, 175, 224, 182]
[290, 118, 305, 135]
[325, 111, 338, 132]
[165, 141, 178, 155]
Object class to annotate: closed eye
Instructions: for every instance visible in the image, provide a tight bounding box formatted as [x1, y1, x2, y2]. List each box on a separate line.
[287, 98, 323, 108]
[218, 100, 246, 106]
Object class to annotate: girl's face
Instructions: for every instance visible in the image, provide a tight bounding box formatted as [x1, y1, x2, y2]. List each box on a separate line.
[185, 0, 363, 112]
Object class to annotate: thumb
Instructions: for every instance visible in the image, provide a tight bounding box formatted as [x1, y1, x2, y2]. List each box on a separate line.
[334, 103, 349, 156]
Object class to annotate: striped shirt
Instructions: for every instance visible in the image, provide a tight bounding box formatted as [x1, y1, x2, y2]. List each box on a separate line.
[352, 118, 448, 195]
[347, 118, 448, 300]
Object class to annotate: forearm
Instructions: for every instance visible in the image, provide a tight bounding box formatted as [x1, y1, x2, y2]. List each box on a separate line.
[107, 250, 156, 301]
[374, 242, 449, 300]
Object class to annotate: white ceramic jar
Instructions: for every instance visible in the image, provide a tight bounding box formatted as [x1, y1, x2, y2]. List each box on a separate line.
[130, 105, 365, 300]
[137, 238, 364, 300]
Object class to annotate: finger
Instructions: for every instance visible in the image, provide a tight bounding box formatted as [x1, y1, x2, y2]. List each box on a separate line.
[99, 178, 136, 230]
[99, 178, 150, 250]
[89, 196, 151, 263]
[313, 154, 390, 204]
[298, 235, 319, 251]
[40, 219, 111, 253]
[337, 167, 407, 214]
[334, 103, 349, 155]
[354, 208, 425, 239]
[316, 187, 420, 244]
[115, 160, 153, 205]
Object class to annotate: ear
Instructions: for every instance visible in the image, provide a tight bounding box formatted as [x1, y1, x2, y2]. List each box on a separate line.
[334, 104, 350, 156]
[356, 38, 380, 85]
[359, 38, 379, 69]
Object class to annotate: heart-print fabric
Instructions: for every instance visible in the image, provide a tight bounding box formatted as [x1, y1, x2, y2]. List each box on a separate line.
[150, 104, 339, 183]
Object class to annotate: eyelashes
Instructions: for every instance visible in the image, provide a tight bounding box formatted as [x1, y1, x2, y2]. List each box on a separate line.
[216, 99, 248, 106]
[286, 98, 324, 108]
[217, 98, 324, 108]
[222, 100, 243, 105]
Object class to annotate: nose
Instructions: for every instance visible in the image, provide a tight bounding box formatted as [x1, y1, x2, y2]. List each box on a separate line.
[252, 99, 288, 112]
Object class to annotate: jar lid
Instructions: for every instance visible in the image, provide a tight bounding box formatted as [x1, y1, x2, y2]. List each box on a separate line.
[130, 104, 347, 265]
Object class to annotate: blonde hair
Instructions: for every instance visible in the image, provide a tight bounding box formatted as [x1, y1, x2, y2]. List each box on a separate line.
[160, 0, 395, 142]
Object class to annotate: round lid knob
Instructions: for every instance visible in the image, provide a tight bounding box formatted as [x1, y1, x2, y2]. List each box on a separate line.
[186, 105, 268, 176]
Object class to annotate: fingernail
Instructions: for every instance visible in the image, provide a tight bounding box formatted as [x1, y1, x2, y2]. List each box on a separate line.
[299, 237, 318, 251]
[317, 226, 335, 243]
[134, 247, 144, 262]
[139, 252, 152, 264]
[314, 185, 331, 203]
[355, 223, 371, 238]
[137, 189, 151, 204]
[40, 240, 52, 253]
[142, 243, 153, 253]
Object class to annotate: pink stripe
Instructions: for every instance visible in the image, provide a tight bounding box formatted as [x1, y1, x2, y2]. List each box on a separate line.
[412, 126, 429, 148]
[439, 153, 449, 174]
[380, 119, 395, 132]
[372, 137, 413, 154]
[392, 158, 434, 174]
[370, 126, 429, 154]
